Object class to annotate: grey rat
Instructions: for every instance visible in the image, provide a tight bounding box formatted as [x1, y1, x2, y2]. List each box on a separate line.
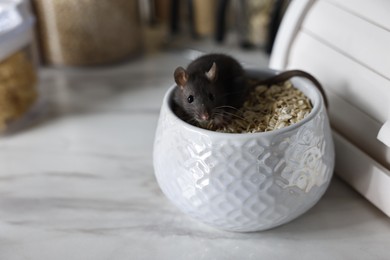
[173, 53, 327, 128]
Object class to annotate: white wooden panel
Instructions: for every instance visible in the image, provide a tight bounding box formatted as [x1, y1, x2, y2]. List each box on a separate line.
[334, 132, 390, 218]
[328, 91, 390, 169]
[324, 0, 390, 31]
[269, 0, 314, 69]
[288, 31, 390, 123]
[302, 1, 390, 80]
[378, 121, 390, 148]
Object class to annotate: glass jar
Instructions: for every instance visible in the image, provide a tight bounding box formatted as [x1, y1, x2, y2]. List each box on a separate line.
[32, 0, 142, 66]
[0, 0, 41, 132]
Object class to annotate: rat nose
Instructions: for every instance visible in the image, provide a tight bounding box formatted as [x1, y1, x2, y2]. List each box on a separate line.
[200, 112, 209, 121]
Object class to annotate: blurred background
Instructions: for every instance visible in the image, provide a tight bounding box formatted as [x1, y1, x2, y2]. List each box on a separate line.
[30, 0, 289, 65]
[0, 0, 292, 132]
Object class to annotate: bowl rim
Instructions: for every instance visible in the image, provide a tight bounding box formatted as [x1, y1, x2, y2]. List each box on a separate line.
[162, 68, 324, 138]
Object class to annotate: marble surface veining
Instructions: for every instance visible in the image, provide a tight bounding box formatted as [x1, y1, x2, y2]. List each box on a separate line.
[0, 49, 389, 260]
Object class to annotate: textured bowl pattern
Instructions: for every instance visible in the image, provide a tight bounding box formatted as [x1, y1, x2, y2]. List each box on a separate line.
[154, 78, 334, 232]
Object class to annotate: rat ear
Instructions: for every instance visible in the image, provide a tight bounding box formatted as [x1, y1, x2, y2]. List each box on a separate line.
[205, 62, 217, 82]
[174, 67, 188, 89]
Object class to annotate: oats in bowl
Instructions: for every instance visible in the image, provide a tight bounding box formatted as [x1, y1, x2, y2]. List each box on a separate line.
[208, 81, 312, 133]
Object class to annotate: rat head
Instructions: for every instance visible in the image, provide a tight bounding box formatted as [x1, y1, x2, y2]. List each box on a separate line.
[174, 62, 224, 126]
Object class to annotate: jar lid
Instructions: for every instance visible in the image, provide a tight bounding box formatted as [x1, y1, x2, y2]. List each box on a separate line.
[0, 0, 34, 61]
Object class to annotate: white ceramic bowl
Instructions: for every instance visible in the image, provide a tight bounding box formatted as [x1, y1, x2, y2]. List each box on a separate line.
[153, 69, 335, 232]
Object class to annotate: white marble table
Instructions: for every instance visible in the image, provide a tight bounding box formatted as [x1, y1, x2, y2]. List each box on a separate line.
[1, 49, 390, 260]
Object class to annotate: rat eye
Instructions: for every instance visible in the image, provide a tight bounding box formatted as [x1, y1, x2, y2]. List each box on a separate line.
[208, 93, 214, 101]
[187, 95, 194, 103]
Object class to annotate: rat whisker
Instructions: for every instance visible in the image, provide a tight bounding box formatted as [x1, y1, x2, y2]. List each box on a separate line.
[222, 112, 247, 121]
[213, 107, 243, 117]
[213, 111, 247, 121]
[215, 105, 241, 112]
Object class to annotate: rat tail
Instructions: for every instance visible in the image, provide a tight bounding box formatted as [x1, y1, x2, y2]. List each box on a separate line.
[248, 70, 328, 109]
